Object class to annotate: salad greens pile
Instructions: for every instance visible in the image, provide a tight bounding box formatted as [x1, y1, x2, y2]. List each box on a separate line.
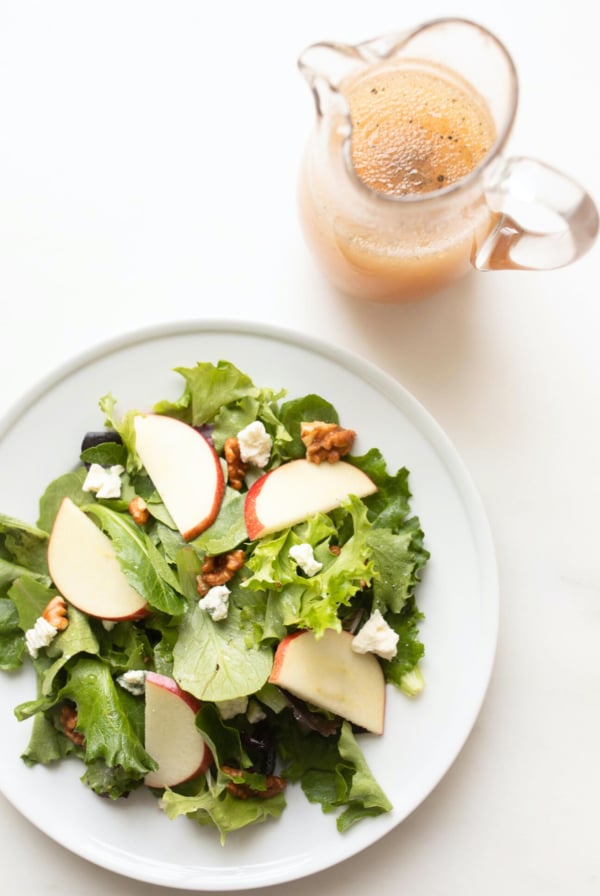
[0, 360, 429, 840]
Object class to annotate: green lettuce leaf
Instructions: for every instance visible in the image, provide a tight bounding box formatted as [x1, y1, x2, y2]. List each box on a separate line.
[382, 597, 425, 690]
[152, 361, 290, 458]
[21, 711, 80, 766]
[58, 656, 155, 778]
[243, 497, 375, 638]
[155, 360, 261, 425]
[0, 597, 25, 670]
[81, 758, 146, 799]
[0, 513, 49, 576]
[350, 449, 413, 529]
[160, 777, 286, 842]
[278, 394, 339, 460]
[274, 714, 392, 831]
[367, 524, 426, 615]
[173, 548, 272, 701]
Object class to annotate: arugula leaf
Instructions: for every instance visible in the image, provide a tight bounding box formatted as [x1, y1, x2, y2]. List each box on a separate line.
[37, 468, 88, 531]
[80, 442, 127, 468]
[0, 558, 50, 594]
[83, 503, 185, 616]
[41, 605, 100, 696]
[191, 489, 248, 554]
[98, 393, 142, 473]
[9, 576, 57, 632]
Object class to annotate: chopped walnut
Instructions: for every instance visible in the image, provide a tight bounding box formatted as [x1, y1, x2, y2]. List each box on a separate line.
[300, 421, 356, 464]
[224, 437, 248, 490]
[221, 765, 287, 800]
[59, 703, 85, 746]
[42, 595, 69, 631]
[196, 549, 246, 596]
[128, 495, 150, 525]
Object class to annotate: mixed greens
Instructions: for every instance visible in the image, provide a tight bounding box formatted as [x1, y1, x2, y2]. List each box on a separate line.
[0, 360, 429, 840]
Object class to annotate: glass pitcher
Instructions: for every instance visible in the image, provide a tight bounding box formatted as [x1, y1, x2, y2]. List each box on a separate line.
[297, 18, 599, 303]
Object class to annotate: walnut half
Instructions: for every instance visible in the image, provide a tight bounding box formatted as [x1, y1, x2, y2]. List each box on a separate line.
[224, 437, 248, 490]
[42, 595, 69, 631]
[59, 703, 85, 746]
[300, 421, 356, 464]
[196, 549, 246, 596]
[221, 765, 287, 800]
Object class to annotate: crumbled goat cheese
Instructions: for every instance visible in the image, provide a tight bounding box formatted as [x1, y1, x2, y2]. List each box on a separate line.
[25, 616, 58, 658]
[289, 542, 323, 577]
[351, 609, 399, 661]
[246, 699, 267, 724]
[117, 670, 147, 696]
[82, 463, 125, 499]
[237, 421, 272, 468]
[198, 584, 230, 621]
[217, 696, 249, 720]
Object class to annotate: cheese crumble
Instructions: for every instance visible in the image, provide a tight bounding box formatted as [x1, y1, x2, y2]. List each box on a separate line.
[351, 609, 399, 661]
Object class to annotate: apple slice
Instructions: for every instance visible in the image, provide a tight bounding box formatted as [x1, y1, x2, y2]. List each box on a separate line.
[269, 628, 386, 734]
[245, 458, 377, 540]
[47, 497, 148, 620]
[134, 414, 225, 541]
[144, 671, 212, 788]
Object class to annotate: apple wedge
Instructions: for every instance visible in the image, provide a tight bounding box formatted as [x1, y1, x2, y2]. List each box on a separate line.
[269, 629, 386, 734]
[134, 414, 225, 541]
[244, 458, 377, 540]
[47, 497, 148, 620]
[144, 671, 212, 788]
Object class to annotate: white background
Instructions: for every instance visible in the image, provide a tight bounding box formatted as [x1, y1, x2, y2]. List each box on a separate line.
[0, 1, 598, 894]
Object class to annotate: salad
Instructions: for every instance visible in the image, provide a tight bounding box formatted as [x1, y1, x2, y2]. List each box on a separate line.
[0, 359, 429, 840]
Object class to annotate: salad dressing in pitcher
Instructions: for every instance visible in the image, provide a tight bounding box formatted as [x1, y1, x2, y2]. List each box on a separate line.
[298, 19, 598, 303]
[346, 60, 496, 197]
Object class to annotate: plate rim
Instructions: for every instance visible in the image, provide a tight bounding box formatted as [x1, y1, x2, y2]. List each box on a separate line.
[0, 318, 499, 889]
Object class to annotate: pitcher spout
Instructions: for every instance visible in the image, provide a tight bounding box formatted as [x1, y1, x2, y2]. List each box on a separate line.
[297, 28, 417, 120]
[297, 42, 365, 119]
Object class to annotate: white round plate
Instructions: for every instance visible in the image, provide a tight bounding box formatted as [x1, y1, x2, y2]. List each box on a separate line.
[0, 320, 498, 890]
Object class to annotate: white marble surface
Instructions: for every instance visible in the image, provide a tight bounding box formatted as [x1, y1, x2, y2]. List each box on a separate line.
[0, 1, 598, 893]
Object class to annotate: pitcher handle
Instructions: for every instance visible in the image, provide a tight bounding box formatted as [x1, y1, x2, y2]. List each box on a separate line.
[475, 157, 599, 271]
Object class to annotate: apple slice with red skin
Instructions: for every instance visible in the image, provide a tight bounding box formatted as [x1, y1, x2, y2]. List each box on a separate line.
[269, 628, 386, 734]
[144, 671, 212, 788]
[134, 414, 225, 541]
[47, 496, 148, 620]
[244, 458, 377, 540]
